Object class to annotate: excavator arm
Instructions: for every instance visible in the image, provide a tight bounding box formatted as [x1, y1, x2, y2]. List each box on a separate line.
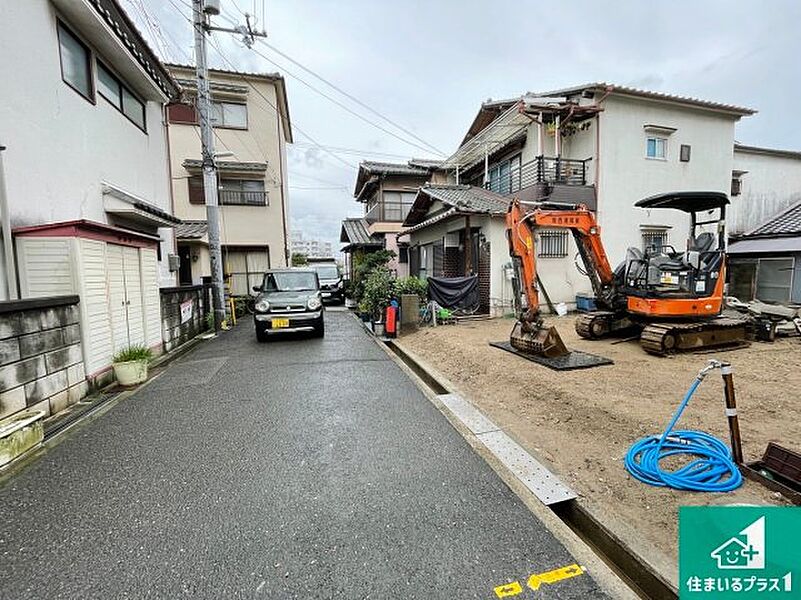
[505, 198, 617, 357]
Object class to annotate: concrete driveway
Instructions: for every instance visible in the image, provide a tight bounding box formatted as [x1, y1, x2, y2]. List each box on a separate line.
[0, 310, 608, 599]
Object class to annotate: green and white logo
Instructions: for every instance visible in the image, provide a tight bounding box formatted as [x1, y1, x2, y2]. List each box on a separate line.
[679, 507, 801, 598]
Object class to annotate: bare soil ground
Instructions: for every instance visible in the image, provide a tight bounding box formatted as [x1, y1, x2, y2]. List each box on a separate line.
[397, 316, 800, 563]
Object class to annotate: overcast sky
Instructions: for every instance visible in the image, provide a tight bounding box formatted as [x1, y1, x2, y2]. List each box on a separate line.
[135, 0, 801, 252]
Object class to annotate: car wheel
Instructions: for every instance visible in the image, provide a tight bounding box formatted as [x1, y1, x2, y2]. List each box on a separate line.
[256, 327, 269, 343]
[314, 319, 325, 338]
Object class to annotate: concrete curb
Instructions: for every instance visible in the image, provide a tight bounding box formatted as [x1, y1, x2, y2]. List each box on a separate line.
[359, 315, 639, 600]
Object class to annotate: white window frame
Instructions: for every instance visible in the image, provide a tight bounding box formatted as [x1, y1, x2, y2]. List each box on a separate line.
[211, 101, 248, 129]
[646, 136, 668, 160]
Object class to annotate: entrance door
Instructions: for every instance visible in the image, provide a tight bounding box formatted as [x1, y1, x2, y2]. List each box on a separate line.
[178, 244, 193, 285]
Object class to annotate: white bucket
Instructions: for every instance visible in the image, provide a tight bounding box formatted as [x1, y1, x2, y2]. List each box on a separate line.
[555, 302, 568, 317]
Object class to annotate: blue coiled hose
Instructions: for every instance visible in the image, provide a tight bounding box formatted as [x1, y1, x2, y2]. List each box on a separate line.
[624, 371, 743, 492]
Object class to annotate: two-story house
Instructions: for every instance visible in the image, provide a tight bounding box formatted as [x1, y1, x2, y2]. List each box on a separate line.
[166, 64, 292, 296]
[402, 83, 755, 313]
[340, 159, 441, 279]
[0, 0, 180, 382]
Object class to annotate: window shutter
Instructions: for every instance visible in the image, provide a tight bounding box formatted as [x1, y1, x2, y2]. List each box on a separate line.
[168, 103, 199, 124]
[188, 176, 205, 204]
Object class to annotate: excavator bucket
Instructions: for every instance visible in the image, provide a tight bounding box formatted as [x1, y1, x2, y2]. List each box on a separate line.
[509, 320, 569, 358]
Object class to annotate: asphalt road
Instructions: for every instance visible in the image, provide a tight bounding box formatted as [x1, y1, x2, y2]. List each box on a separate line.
[0, 310, 608, 599]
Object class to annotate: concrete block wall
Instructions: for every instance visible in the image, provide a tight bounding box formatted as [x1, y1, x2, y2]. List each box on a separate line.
[160, 285, 209, 352]
[0, 296, 88, 420]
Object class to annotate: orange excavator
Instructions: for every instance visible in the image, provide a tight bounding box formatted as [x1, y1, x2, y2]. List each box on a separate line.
[506, 191, 747, 356]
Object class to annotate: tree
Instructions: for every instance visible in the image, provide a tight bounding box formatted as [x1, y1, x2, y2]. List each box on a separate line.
[291, 252, 308, 266]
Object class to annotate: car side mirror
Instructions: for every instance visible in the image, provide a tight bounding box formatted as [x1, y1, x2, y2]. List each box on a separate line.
[252, 285, 262, 293]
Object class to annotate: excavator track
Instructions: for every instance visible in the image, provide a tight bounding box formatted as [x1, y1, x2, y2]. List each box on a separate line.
[639, 317, 748, 356]
[575, 311, 633, 339]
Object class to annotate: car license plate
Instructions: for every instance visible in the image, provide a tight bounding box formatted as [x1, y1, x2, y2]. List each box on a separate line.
[271, 318, 290, 328]
[322, 292, 331, 297]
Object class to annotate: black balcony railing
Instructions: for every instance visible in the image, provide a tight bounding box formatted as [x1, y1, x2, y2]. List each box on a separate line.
[218, 189, 269, 206]
[485, 155, 588, 195]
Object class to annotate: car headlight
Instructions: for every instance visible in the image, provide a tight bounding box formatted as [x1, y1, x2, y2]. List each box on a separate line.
[307, 296, 321, 310]
[255, 299, 270, 313]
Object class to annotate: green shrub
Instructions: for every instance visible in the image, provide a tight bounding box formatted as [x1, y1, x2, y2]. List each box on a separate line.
[351, 249, 396, 303]
[394, 276, 427, 302]
[112, 345, 153, 363]
[361, 268, 395, 320]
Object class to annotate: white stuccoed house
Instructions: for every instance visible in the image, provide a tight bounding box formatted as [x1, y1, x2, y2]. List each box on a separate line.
[403, 83, 757, 313]
[0, 0, 181, 382]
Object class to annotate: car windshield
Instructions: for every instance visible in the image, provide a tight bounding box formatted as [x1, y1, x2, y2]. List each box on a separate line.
[313, 265, 339, 279]
[263, 272, 318, 292]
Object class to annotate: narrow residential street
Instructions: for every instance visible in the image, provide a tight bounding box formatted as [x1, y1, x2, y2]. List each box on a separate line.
[0, 311, 606, 599]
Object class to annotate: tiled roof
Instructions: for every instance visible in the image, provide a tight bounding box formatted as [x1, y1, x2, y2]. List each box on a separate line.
[339, 218, 382, 247]
[403, 184, 509, 228]
[354, 159, 440, 200]
[419, 184, 509, 214]
[745, 201, 801, 238]
[532, 83, 756, 116]
[176, 220, 208, 240]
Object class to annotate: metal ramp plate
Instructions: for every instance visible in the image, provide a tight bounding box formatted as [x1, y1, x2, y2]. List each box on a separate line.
[437, 393, 499, 435]
[479, 430, 577, 505]
[490, 341, 613, 371]
[436, 392, 576, 506]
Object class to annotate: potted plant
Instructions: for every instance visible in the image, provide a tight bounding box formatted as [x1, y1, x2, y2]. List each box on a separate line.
[112, 344, 153, 386]
[362, 268, 395, 332]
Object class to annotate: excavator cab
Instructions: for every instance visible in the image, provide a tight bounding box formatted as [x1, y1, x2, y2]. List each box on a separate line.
[621, 192, 729, 318]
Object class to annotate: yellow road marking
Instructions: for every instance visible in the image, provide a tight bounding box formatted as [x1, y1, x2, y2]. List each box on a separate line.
[527, 563, 584, 591]
[493, 581, 523, 598]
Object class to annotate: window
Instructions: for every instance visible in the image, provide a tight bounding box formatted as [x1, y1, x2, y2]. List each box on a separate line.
[418, 245, 429, 280]
[219, 179, 267, 206]
[680, 144, 691, 162]
[188, 176, 267, 206]
[97, 62, 146, 131]
[756, 258, 794, 303]
[642, 229, 668, 251]
[211, 101, 248, 128]
[731, 175, 743, 196]
[57, 22, 93, 100]
[398, 246, 409, 264]
[646, 137, 667, 159]
[488, 154, 522, 194]
[537, 230, 569, 258]
[382, 191, 416, 222]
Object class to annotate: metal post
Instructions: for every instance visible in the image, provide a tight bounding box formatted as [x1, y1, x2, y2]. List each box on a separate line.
[483, 145, 489, 186]
[192, 0, 226, 331]
[721, 363, 744, 464]
[0, 145, 18, 300]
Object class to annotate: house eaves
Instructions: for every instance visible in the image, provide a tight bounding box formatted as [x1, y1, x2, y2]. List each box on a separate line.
[403, 184, 509, 230]
[167, 64, 293, 143]
[353, 160, 432, 199]
[734, 143, 801, 161]
[54, 0, 180, 101]
[534, 82, 756, 117]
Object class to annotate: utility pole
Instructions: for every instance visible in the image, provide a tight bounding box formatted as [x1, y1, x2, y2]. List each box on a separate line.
[0, 145, 18, 300]
[191, 0, 266, 330]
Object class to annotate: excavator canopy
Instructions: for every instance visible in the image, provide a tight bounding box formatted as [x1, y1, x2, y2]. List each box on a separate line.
[635, 191, 729, 213]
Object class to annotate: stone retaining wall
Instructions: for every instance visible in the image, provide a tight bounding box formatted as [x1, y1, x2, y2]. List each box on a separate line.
[160, 285, 209, 352]
[0, 296, 88, 420]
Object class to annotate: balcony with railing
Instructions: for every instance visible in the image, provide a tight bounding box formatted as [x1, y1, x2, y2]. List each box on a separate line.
[365, 200, 414, 224]
[484, 155, 589, 195]
[218, 189, 269, 206]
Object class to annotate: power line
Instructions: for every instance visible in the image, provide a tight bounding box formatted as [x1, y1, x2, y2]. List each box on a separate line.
[215, 10, 446, 157]
[291, 142, 419, 161]
[163, 3, 356, 172]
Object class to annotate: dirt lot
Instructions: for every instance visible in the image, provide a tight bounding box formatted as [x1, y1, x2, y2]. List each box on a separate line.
[398, 315, 800, 564]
